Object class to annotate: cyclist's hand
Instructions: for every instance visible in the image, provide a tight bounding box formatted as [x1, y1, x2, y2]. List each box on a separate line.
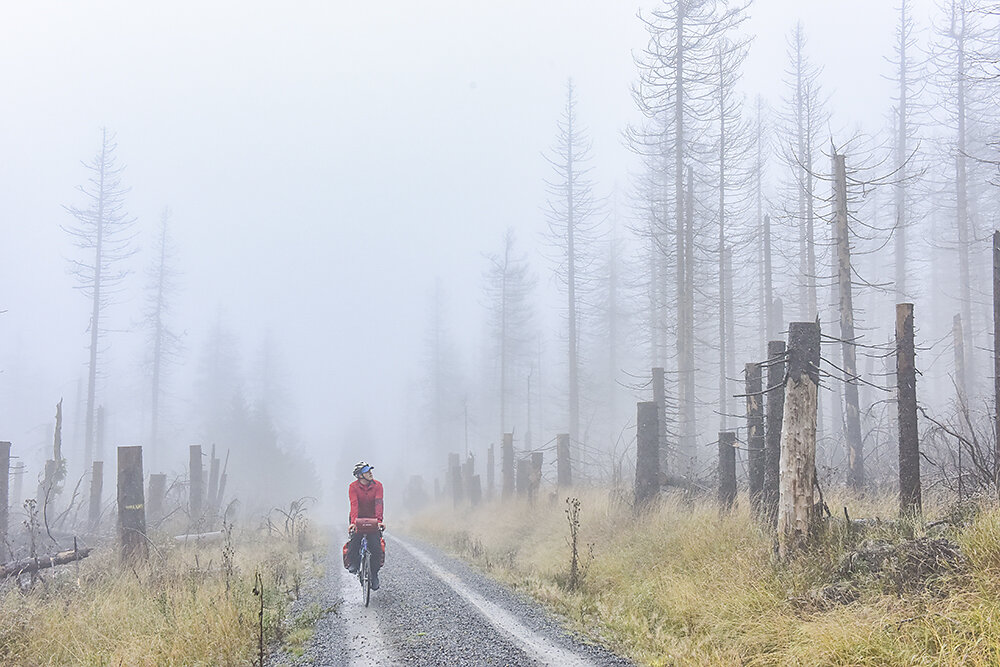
[348, 523, 356, 536]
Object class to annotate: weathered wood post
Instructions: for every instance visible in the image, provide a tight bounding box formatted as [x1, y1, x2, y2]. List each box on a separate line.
[718, 432, 737, 511]
[501, 433, 514, 499]
[529, 452, 543, 502]
[777, 321, 821, 559]
[763, 340, 786, 528]
[746, 363, 764, 515]
[89, 461, 104, 529]
[652, 368, 667, 473]
[487, 444, 495, 500]
[117, 445, 148, 562]
[556, 433, 572, 487]
[189, 445, 203, 518]
[635, 402, 660, 507]
[897, 303, 921, 517]
[148, 473, 167, 523]
[0, 441, 9, 545]
[515, 458, 529, 497]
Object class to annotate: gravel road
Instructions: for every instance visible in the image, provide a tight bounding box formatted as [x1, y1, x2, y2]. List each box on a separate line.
[273, 531, 635, 667]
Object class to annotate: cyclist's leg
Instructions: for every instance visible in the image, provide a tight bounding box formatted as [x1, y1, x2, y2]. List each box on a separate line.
[369, 535, 384, 575]
[347, 533, 362, 573]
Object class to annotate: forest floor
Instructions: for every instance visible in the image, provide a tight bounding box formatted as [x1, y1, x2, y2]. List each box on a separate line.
[0, 516, 324, 666]
[407, 488, 1000, 666]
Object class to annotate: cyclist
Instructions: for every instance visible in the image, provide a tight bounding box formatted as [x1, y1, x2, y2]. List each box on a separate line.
[347, 461, 385, 589]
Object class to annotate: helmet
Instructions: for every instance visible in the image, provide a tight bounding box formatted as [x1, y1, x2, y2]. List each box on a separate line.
[353, 461, 374, 477]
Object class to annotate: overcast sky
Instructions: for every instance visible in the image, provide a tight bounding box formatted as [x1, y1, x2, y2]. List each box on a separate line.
[0, 0, 936, 484]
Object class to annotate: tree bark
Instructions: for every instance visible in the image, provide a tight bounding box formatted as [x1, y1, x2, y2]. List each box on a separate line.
[556, 433, 572, 487]
[763, 340, 786, 528]
[834, 153, 864, 489]
[778, 322, 820, 559]
[636, 402, 660, 507]
[718, 431, 737, 511]
[896, 303, 921, 517]
[746, 363, 764, 515]
[502, 433, 515, 498]
[118, 445, 147, 562]
[1, 547, 92, 579]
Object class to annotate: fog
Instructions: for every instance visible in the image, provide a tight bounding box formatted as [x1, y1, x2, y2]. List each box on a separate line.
[0, 0, 983, 516]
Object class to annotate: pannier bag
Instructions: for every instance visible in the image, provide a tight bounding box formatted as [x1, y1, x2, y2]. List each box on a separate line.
[342, 541, 350, 569]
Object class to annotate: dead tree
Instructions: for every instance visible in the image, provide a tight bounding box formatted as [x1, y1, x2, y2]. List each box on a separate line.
[763, 340, 786, 527]
[994, 230, 999, 490]
[778, 322, 820, 559]
[117, 446, 147, 562]
[897, 303, 921, 517]
[189, 445, 203, 518]
[718, 432, 737, 511]
[833, 152, 864, 489]
[557, 433, 572, 487]
[0, 442, 9, 545]
[62, 129, 137, 468]
[746, 363, 764, 515]
[501, 433, 514, 499]
[88, 461, 103, 530]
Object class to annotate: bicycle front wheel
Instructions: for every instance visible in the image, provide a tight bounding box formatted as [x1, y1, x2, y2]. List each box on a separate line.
[361, 551, 372, 606]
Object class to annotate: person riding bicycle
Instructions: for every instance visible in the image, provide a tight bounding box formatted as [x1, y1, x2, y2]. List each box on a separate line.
[346, 461, 385, 589]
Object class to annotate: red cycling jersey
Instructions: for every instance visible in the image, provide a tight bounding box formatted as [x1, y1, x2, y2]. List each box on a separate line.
[349, 479, 384, 524]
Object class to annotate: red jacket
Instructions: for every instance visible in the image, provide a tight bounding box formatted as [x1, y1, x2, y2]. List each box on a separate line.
[349, 479, 384, 524]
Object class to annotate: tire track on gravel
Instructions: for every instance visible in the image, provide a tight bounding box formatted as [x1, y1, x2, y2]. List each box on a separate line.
[393, 535, 598, 667]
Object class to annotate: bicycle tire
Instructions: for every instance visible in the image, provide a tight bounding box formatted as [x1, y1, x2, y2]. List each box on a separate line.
[362, 550, 371, 606]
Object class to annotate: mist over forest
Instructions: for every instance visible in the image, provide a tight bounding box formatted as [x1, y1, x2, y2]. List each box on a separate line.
[1, 0, 997, 518]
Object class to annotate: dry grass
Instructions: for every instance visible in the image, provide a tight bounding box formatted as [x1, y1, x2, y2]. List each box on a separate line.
[408, 489, 1000, 666]
[0, 523, 325, 666]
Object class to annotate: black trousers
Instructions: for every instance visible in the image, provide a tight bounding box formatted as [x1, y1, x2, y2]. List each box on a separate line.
[347, 530, 383, 573]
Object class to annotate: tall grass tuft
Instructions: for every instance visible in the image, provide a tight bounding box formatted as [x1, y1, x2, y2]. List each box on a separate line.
[0, 520, 324, 666]
[409, 489, 1000, 666]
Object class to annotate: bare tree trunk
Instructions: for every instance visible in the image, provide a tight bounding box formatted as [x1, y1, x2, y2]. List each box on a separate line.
[189, 445, 203, 519]
[834, 154, 864, 489]
[954, 314, 967, 405]
[117, 446, 147, 563]
[88, 461, 103, 530]
[682, 165, 697, 474]
[557, 433, 572, 487]
[764, 215, 776, 342]
[994, 231, 1000, 492]
[778, 322, 820, 559]
[894, 1, 909, 301]
[746, 363, 764, 515]
[896, 303, 921, 517]
[764, 340, 786, 528]
[652, 367, 667, 474]
[718, 432, 737, 511]
[0, 442, 9, 546]
[502, 433, 514, 498]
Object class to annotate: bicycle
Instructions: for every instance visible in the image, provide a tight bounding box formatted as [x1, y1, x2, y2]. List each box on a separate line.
[354, 519, 383, 606]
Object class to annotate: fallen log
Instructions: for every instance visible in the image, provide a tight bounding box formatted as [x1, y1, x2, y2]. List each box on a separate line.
[1, 547, 93, 579]
[174, 530, 224, 544]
